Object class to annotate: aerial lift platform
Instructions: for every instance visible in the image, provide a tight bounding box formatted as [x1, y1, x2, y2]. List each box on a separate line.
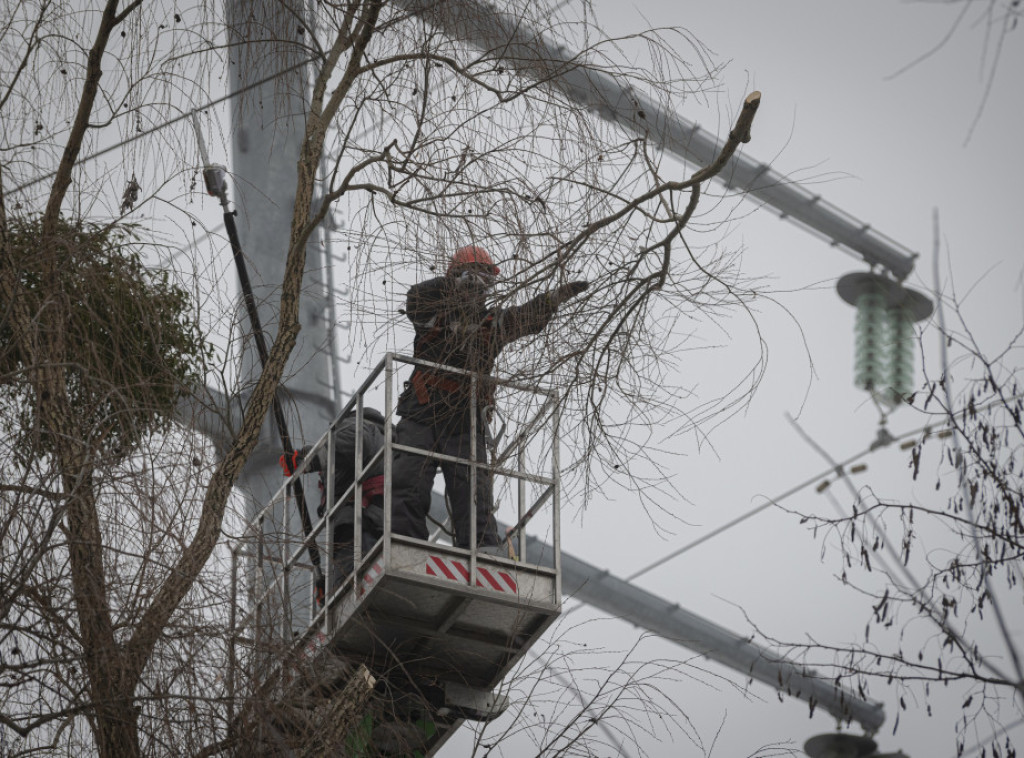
[227, 354, 563, 755]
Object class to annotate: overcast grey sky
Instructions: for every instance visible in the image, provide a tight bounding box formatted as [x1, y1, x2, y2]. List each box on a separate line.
[444, 2, 1023, 756]
[8, 1, 1019, 755]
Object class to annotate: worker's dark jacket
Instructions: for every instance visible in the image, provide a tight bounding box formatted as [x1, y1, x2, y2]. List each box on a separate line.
[308, 408, 387, 534]
[396, 276, 560, 428]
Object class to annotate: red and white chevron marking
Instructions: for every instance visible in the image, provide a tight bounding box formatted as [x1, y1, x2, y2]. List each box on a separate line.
[424, 554, 518, 594]
[303, 631, 328, 660]
[357, 560, 384, 598]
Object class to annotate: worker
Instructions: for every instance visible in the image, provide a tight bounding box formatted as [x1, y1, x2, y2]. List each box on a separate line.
[391, 244, 588, 550]
[280, 408, 387, 590]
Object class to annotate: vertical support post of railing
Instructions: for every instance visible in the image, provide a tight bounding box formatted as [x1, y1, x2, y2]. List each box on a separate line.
[383, 353, 395, 567]
[518, 437, 527, 560]
[256, 515, 265, 650]
[227, 547, 238, 733]
[281, 525, 291, 643]
[353, 391, 365, 585]
[469, 371, 478, 579]
[552, 395, 562, 602]
[324, 414, 336, 618]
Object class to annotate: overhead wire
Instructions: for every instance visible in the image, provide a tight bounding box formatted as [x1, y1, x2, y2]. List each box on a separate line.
[11, 57, 314, 196]
[623, 417, 947, 584]
[784, 411, 1021, 691]
[557, 412, 965, 625]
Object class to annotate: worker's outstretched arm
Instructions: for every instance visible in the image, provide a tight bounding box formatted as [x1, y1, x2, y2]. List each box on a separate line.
[498, 280, 589, 342]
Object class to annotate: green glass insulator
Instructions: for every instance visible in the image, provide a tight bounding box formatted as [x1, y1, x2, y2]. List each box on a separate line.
[884, 305, 915, 406]
[853, 290, 889, 392]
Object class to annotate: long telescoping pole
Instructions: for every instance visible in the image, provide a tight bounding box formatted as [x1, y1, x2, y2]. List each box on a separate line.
[191, 115, 326, 601]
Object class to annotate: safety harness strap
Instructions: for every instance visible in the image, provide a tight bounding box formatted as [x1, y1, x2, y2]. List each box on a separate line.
[361, 474, 385, 508]
[411, 370, 463, 404]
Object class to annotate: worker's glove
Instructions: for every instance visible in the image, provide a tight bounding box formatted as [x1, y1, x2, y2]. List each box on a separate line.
[279, 448, 307, 477]
[549, 280, 589, 307]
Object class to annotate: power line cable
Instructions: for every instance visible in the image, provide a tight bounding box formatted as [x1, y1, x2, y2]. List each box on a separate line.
[622, 387, 1024, 582]
[786, 412, 1003, 675]
[560, 398, 1024, 623]
[11, 58, 313, 196]
[622, 419, 942, 584]
[557, 419, 937, 623]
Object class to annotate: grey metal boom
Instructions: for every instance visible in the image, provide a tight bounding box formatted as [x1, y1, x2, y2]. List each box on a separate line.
[419, 493, 886, 732]
[398, 0, 917, 282]
[522, 530, 886, 733]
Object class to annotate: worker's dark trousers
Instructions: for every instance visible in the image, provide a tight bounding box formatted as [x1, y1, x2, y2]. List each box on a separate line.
[328, 515, 382, 592]
[390, 417, 500, 548]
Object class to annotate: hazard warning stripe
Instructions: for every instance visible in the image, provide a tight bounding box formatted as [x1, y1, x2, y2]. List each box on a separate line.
[364, 561, 383, 584]
[487, 568, 518, 594]
[357, 561, 384, 597]
[425, 554, 518, 594]
[476, 567, 504, 592]
[426, 555, 459, 582]
[303, 631, 328, 660]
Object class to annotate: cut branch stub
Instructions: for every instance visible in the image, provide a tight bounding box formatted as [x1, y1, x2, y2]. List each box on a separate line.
[730, 91, 761, 144]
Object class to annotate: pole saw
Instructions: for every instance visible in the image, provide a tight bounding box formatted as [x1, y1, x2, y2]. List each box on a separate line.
[191, 114, 327, 604]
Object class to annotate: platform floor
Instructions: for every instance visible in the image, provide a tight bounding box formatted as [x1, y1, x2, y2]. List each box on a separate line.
[280, 535, 561, 755]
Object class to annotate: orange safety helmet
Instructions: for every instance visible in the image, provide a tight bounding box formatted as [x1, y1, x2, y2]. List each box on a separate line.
[447, 245, 499, 276]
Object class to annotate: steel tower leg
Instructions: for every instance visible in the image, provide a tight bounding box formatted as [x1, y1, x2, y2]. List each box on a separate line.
[225, 0, 336, 631]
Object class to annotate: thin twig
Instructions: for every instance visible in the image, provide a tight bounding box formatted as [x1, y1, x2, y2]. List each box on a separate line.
[930, 207, 1024, 695]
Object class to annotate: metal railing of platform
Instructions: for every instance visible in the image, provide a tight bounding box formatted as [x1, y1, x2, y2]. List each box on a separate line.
[226, 352, 563, 719]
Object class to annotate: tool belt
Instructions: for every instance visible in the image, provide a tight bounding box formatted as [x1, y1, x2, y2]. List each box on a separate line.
[318, 474, 385, 518]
